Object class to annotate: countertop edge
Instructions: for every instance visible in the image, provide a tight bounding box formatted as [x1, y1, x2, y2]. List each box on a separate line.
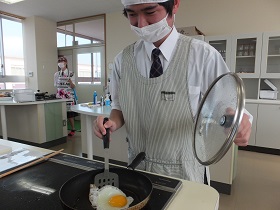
[0, 99, 68, 105]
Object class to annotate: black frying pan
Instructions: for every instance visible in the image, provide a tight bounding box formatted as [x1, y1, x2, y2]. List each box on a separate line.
[59, 153, 152, 210]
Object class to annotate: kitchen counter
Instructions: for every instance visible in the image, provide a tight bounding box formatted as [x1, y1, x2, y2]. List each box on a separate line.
[0, 99, 68, 147]
[0, 139, 219, 210]
[0, 98, 68, 105]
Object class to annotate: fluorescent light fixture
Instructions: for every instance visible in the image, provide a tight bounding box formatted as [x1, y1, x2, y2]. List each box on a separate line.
[0, 0, 24, 4]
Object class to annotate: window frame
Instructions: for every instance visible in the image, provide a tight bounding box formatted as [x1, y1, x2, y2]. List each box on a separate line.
[0, 15, 25, 90]
[57, 14, 106, 87]
[57, 14, 105, 47]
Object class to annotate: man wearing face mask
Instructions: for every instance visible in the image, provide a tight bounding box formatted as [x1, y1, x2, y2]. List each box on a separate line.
[94, 0, 252, 184]
[54, 56, 78, 137]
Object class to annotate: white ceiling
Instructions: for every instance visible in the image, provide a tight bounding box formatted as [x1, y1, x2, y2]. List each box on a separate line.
[0, 0, 123, 22]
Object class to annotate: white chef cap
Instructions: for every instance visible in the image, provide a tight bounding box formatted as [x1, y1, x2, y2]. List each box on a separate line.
[121, 0, 169, 7]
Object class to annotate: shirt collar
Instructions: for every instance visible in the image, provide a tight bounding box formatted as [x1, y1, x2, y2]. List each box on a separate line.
[60, 69, 68, 75]
[144, 27, 179, 62]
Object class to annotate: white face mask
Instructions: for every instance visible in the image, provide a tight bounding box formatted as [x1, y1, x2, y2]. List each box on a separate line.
[58, 62, 65, 69]
[130, 14, 173, 43]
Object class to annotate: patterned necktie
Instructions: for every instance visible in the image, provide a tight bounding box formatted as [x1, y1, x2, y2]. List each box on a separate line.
[150, 48, 163, 78]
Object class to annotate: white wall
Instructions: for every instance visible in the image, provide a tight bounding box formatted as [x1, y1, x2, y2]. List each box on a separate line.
[35, 17, 58, 94]
[176, 0, 280, 35]
[22, 0, 280, 102]
[75, 85, 102, 104]
[106, 12, 138, 77]
[23, 17, 38, 90]
[23, 16, 58, 94]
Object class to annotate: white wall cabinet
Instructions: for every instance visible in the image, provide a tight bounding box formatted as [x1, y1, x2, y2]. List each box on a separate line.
[231, 33, 263, 78]
[206, 31, 280, 102]
[232, 33, 263, 101]
[261, 31, 280, 78]
[255, 104, 280, 149]
[247, 102, 280, 149]
[206, 32, 280, 151]
[206, 33, 262, 100]
[205, 33, 263, 78]
[205, 35, 232, 68]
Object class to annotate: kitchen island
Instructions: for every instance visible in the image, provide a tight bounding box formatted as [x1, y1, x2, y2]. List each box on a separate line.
[72, 103, 238, 195]
[0, 99, 68, 148]
[0, 139, 219, 210]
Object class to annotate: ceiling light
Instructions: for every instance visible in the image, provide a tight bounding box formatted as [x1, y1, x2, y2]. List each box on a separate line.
[0, 0, 24, 4]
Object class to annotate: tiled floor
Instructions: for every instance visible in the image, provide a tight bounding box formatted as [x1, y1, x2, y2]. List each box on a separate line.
[50, 131, 83, 157]
[50, 136, 280, 210]
[219, 150, 280, 210]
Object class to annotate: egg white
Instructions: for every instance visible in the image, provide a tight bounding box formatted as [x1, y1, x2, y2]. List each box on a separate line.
[89, 184, 99, 208]
[96, 185, 134, 210]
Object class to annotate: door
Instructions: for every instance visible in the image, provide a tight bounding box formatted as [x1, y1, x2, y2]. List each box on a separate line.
[73, 45, 105, 85]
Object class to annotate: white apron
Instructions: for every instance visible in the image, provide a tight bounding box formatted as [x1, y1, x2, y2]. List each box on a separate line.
[55, 69, 77, 111]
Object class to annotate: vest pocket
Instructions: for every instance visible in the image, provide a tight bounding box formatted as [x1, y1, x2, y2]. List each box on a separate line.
[146, 161, 184, 179]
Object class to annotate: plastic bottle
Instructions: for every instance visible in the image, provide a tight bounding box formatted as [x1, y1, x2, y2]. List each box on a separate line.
[100, 95, 104, 106]
[105, 94, 110, 106]
[93, 91, 97, 105]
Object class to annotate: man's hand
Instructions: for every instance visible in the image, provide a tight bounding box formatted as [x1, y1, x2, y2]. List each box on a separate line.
[93, 116, 117, 139]
[234, 113, 251, 146]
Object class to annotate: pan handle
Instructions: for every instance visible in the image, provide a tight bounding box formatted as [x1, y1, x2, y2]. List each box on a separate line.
[127, 152, 146, 170]
[103, 117, 110, 149]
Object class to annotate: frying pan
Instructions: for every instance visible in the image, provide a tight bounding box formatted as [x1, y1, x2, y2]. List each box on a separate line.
[59, 152, 152, 210]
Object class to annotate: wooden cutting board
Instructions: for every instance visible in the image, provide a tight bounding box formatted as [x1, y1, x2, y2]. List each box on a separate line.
[0, 145, 12, 155]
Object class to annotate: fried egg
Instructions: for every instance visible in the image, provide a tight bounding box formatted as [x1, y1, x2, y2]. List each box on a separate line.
[89, 185, 134, 210]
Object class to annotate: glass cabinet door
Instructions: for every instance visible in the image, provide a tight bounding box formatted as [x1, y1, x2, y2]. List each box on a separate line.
[231, 33, 262, 78]
[205, 35, 231, 69]
[261, 32, 280, 78]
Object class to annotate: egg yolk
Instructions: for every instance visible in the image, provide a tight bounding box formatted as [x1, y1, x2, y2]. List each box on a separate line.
[108, 195, 127, 207]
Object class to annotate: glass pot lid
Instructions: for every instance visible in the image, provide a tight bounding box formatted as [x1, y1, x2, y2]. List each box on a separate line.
[193, 73, 245, 166]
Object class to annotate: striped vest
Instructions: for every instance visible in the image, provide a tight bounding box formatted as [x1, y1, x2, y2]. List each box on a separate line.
[119, 35, 204, 182]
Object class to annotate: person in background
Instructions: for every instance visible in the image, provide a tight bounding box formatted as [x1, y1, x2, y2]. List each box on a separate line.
[93, 0, 252, 184]
[54, 56, 78, 137]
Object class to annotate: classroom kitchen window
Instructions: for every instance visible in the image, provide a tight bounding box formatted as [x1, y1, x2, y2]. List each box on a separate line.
[0, 16, 25, 89]
[57, 15, 104, 47]
[77, 52, 101, 84]
[57, 15, 106, 86]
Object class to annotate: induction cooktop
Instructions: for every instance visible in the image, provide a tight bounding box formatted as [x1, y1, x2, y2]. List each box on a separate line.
[0, 153, 182, 210]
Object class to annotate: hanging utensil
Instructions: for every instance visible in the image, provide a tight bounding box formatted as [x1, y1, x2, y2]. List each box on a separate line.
[94, 117, 119, 188]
